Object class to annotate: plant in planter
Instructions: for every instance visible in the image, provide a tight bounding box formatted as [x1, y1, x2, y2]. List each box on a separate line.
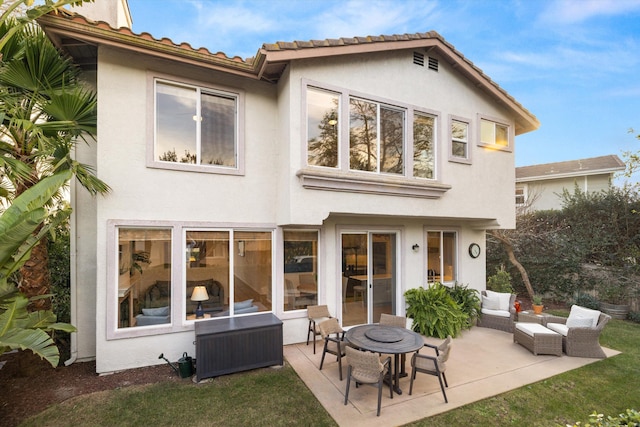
[404, 282, 468, 338]
[532, 294, 544, 314]
[597, 279, 632, 320]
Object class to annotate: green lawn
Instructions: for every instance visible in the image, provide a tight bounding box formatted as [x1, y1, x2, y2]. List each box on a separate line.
[21, 317, 639, 427]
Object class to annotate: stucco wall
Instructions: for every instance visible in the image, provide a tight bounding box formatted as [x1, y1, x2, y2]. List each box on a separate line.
[76, 45, 516, 373]
[524, 173, 612, 211]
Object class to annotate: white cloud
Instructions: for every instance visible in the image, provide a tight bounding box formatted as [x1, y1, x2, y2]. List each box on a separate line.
[540, 0, 640, 24]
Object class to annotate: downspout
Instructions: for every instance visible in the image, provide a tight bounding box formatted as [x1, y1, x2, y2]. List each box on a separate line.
[65, 172, 78, 366]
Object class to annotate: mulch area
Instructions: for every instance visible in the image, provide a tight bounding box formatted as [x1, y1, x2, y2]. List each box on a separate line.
[0, 350, 182, 427]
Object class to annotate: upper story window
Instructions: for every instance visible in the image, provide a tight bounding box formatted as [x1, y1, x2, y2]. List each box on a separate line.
[479, 116, 511, 151]
[150, 78, 244, 175]
[307, 87, 339, 168]
[413, 112, 436, 179]
[349, 98, 404, 175]
[449, 116, 471, 163]
[305, 83, 434, 180]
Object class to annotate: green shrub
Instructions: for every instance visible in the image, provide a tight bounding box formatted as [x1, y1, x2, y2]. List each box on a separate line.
[629, 310, 640, 324]
[487, 266, 514, 294]
[446, 282, 480, 329]
[574, 292, 600, 310]
[563, 409, 640, 427]
[405, 283, 468, 339]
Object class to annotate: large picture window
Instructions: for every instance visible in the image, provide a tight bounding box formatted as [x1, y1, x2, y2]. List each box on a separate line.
[304, 81, 439, 183]
[349, 98, 404, 174]
[113, 223, 272, 335]
[117, 227, 172, 328]
[153, 79, 242, 173]
[426, 231, 457, 283]
[283, 230, 319, 312]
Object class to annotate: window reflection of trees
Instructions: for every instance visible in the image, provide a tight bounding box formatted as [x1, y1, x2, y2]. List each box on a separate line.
[307, 99, 339, 167]
[413, 114, 435, 179]
[349, 99, 378, 172]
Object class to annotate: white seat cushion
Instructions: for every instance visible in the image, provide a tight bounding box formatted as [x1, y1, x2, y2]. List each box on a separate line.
[546, 322, 569, 336]
[485, 290, 511, 311]
[567, 305, 601, 328]
[481, 308, 511, 318]
[516, 322, 559, 336]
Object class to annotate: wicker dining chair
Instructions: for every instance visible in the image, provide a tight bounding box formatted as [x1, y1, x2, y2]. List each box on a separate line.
[379, 313, 408, 372]
[318, 318, 347, 380]
[307, 305, 333, 354]
[344, 346, 393, 416]
[408, 335, 452, 402]
[379, 313, 406, 328]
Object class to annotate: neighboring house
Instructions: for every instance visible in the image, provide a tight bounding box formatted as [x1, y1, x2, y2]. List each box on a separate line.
[38, 1, 539, 373]
[516, 155, 625, 211]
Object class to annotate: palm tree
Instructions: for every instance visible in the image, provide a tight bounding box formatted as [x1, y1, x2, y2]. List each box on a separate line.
[0, 18, 109, 309]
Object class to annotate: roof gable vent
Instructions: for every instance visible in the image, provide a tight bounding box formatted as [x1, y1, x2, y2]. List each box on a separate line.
[428, 56, 439, 71]
[413, 51, 425, 66]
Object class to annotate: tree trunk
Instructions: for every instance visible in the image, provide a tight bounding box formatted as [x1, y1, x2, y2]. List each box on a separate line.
[488, 230, 536, 300]
[18, 235, 52, 311]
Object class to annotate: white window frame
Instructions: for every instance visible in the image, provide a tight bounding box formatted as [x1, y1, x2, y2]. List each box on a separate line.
[515, 184, 527, 206]
[106, 220, 274, 340]
[299, 80, 450, 199]
[448, 115, 471, 164]
[425, 229, 458, 284]
[280, 228, 321, 315]
[146, 73, 245, 175]
[477, 114, 512, 152]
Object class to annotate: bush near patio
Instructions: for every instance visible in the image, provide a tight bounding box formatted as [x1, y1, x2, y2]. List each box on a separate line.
[487, 185, 640, 318]
[404, 282, 478, 338]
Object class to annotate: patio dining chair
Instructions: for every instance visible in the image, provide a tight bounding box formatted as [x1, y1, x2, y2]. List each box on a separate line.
[344, 346, 393, 416]
[408, 335, 452, 403]
[379, 313, 408, 372]
[318, 318, 347, 380]
[307, 305, 333, 354]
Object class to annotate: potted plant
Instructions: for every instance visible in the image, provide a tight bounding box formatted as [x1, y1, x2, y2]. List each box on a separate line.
[532, 295, 544, 314]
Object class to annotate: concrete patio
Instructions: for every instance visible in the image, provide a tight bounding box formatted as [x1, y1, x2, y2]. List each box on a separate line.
[284, 326, 620, 427]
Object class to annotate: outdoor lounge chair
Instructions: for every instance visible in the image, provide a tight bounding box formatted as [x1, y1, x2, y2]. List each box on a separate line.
[409, 335, 452, 402]
[477, 290, 516, 332]
[318, 318, 347, 380]
[307, 305, 333, 354]
[344, 346, 393, 416]
[545, 305, 611, 358]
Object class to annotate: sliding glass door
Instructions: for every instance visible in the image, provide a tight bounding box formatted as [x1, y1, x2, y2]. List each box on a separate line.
[341, 232, 397, 326]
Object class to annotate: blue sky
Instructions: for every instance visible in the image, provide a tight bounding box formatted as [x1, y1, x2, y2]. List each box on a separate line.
[127, 0, 640, 177]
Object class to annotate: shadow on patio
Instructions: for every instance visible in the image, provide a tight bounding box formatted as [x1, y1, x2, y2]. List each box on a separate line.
[284, 326, 619, 427]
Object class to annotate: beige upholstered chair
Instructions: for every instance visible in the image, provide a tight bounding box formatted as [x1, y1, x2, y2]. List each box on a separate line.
[307, 305, 332, 354]
[409, 335, 452, 402]
[545, 305, 611, 358]
[477, 290, 516, 332]
[344, 346, 393, 416]
[318, 318, 347, 380]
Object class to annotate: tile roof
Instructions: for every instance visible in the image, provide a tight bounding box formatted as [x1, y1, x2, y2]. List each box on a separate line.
[516, 155, 626, 181]
[37, 10, 538, 133]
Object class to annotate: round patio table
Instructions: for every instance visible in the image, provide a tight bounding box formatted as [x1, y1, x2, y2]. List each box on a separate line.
[345, 324, 424, 394]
